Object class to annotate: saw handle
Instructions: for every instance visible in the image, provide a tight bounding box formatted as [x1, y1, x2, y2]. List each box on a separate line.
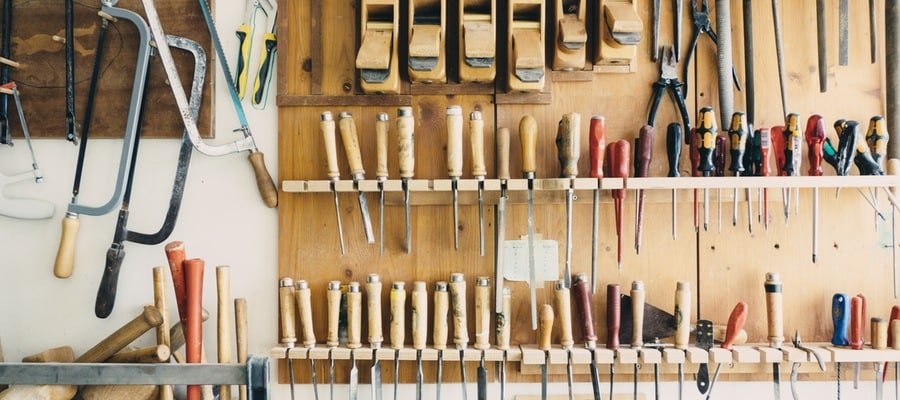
[366, 274, 384, 347]
[53, 213, 79, 279]
[573, 274, 597, 347]
[412, 281, 428, 350]
[538, 304, 554, 352]
[497, 128, 511, 180]
[722, 302, 748, 350]
[338, 112, 365, 176]
[520, 115, 538, 175]
[95, 239, 126, 318]
[805, 115, 826, 176]
[470, 112, 486, 177]
[606, 283, 621, 350]
[326, 281, 342, 347]
[666, 123, 683, 177]
[831, 293, 850, 345]
[556, 113, 581, 178]
[249, 151, 278, 208]
[589, 116, 607, 178]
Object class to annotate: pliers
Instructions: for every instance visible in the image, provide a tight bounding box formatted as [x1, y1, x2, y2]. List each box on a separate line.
[647, 46, 692, 140]
[683, 0, 742, 95]
[790, 331, 826, 400]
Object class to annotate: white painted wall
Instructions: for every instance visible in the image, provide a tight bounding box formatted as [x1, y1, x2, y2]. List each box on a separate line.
[0, 3, 882, 400]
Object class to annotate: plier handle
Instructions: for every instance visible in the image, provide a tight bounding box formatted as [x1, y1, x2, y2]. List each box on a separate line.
[647, 47, 692, 141]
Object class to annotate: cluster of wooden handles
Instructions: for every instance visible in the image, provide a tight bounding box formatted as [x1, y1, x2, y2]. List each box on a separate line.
[321, 108, 416, 184]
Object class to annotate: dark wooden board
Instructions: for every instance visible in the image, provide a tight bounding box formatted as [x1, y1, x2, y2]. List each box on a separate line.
[2, 0, 213, 139]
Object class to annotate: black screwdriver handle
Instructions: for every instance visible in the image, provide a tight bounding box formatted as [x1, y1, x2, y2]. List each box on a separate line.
[696, 107, 718, 177]
[666, 123, 683, 178]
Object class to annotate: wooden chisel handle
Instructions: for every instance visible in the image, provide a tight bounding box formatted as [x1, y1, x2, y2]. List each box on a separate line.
[76, 305, 164, 363]
[606, 284, 620, 350]
[326, 281, 342, 348]
[390, 282, 406, 350]
[555, 281, 574, 349]
[412, 281, 428, 350]
[520, 116, 538, 176]
[765, 272, 784, 348]
[474, 277, 491, 350]
[165, 241, 188, 326]
[630, 281, 645, 348]
[573, 274, 597, 348]
[496, 287, 511, 350]
[366, 274, 384, 347]
[376, 113, 389, 179]
[398, 107, 415, 178]
[470, 112, 486, 177]
[53, 212, 79, 279]
[295, 280, 316, 347]
[235, 298, 249, 400]
[497, 128, 511, 180]
[873, 318, 888, 349]
[556, 112, 580, 178]
[449, 273, 469, 348]
[248, 151, 278, 208]
[279, 278, 297, 347]
[322, 112, 340, 179]
[538, 304, 554, 352]
[447, 106, 464, 178]
[589, 116, 607, 179]
[338, 112, 365, 177]
[722, 302, 748, 350]
[434, 281, 449, 350]
[347, 282, 362, 349]
[674, 281, 691, 350]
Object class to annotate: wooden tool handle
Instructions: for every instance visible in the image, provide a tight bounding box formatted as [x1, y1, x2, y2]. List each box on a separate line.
[805, 114, 826, 176]
[53, 213, 79, 279]
[216, 266, 233, 368]
[497, 287, 511, 350]
[412, 281, 428, 350]
[589, 116, 607, 179]
[449, 273, 469, 348]
[366, 274, 384, 346]
[497, 127, 511, 180]
[390, 282, 406, 350]
[630, 281, 645, 348]
[520, 115, 538, 175]
[850, 296, 864, 349]
[573, 274, 597, 347]
[22, 346, 75, 363]
[169, 308, 210, 353]
[447, 106, 464, 177]
[295, 280, 316, 347]
[765, 272, 784, 348]
[278, 278, 297, 347]
[376, 113, 390, 179]
[76, 306, 164, 363]
[474, 277, 491, 350]
[397, 107, 416, 178]
[556, 112, 581, 178]
[347, 282, 362, 349]
[892, 320, 900, 350]
[184, 259, 205, 366]
[722, 302, 748, 350]
[107, 345, 171, 363]
[322, 112, 340, 178]
[235, 298, 248, 400]
[539, 304, 554, 351]
[153, 267, 172, 351]
[636, 126, 654, 178]
[612, 139, 631, 180]
[165, 241, 188, 325]
[248, 151, 278, 208]
[889, 305, 900, 348]
[674, 281, 691, 350]
[433, 281, 449, 350]
[338, 112, 365, 176]
[326, 281, 342, 347]
[606, 284, 620, 350]
[470, 112, 487, 177]
[555, 281, 574, 348]
[873, 318, 888, 350]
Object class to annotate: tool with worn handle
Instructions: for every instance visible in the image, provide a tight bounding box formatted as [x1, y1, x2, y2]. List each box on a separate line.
[609, 140, 631, 270]
[338, 112, 376, 244]
[574, 274, 601, 400]
[497, 287, 511, 400]
[554, 280, 575, 400]
[326, 281, 341, 400]
[635, 126, 654, 254]
[714, 134, 726, 232]
[367, 274, 384, 400]
[450, 273, 469, 400]
[520, 115, 539, 329]
[806, 115, 826, 263]
[607, 283, 621, 396]
[539, 304, 554, 400]
[765, 273, 784, 400]
[832, 293, 849, 399]
[696, 107, 717, 231]
[447, 106, 463, 250]
[728, 113, 749, 231]
[184, 259, 204, 400]
[347, 282, 361, 400]
[667, 123, 683, 240]
[279, 278, 297, 400]
[557, 113, 580, 287]
[376, 113, 389, 254]
[434, 282, 449, 400]
[675, 281, 691, 400]
[631, 281, 645, 399]
[474, 278, 490, 400]
[398, 107, 415, 253]
[850, 294, 867, 390]
[296, 280, 319, 400]
[706, 302, 748, 399]
[471, 112, 487, 257]
[413, 281, 428, 400]
[495, 127, 510, 311]
[321, 112, 345, 254]
[391, 282, 406, 400]
[589, 117, 606, 291]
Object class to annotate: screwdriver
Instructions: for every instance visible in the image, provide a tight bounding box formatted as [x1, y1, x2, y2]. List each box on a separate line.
[634, 126, 654, 254]
[744, 129, 761, 227]
[608, 140, 631, 270]
[696, 107, 718, 232]
[607, 283, 621, 396]
[520, 116, 539, 329]
[727, 113, 749, 231]
[449, 273, 470, 400]
[447, 106, 463, 250]
[390, 282, 406, 400]
[805, 115, 826, 264]
[555, 280, 575, 400]
[714, 134, 727, 232]
[573, 274, 602, 400]
[470, 112, 487, 257]
[866, 116, 889, 230]
[589, 117, 606, 292]
[784, 114, 803, 221]
[851, 294, 867, 390]
[666, 123, 683, 240]
[690, 128, 702, 233]
[832, 293, 850, 399]
[338, 112, 376, 244]
[375, 113, 389, 254]
[557, 113, 581, 288]
[538, 304, 554, 400]
[771, 125, 787, 224]
[758, 128, 771, 230]
[433, 282, 449, 400]
[320, 112, 345, 254]
[397, 107, 415, 254]
[411, 282, 427, 400]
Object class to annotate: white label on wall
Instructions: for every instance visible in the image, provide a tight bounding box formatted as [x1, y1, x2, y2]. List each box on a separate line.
[502, 237, 559, 284]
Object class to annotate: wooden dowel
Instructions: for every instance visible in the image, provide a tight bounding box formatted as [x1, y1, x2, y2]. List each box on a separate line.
[76, 306, 164, 363]
[216, 266, 233, 400]
[235, 298, 248, 400]
[107, 345, 171, 363]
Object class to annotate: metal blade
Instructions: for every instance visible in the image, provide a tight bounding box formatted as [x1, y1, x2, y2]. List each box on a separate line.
[416, 352, 423, 400]
[311, 359, 320, 400]
[357, 189, 375, 244]
[404, 183, 411, 254]
[589, 361, 601, 400]
[564, 188, 573, 288]
[592, 190, 600, 293]
[495, 189, 507, 313]
[477, 358, 487, 400]
[332, 190, 345, 255]
[379, 186, 385, 255]
[790, 362, 799, 400]
[501, 352, 508, 400]
[453, 185, 459, 250]
[527, 187, 537, 329]
[287, 356, 296, 400]
[567, 351, 574, 400]
[394, 352, 400, 400]
[371, 358, 382, 400]
[349, 356, 358, 400]
[329, 352, 335, 400]
[478, 185, 484, 257]
[460, 350, 468, 400]
[876, 362, 884, 400]
[541, 363, 548, 400]
[774, 363, 782, 399]
[839, 0, 849, 65]
[436, 351, 443, 400]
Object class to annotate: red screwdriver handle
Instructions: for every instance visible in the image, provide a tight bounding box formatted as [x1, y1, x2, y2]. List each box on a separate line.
[850, 295, 864, 350]
[722, 302, 749, 350]
[759, 128, 772, 177]
[590, 116, 607, 179]
[607, 283, 621, 350]
[771, 126, 786, 176]
[636, 126, 654, 178]
[611, 140, 631, 199]
[805, 115, 826, 176]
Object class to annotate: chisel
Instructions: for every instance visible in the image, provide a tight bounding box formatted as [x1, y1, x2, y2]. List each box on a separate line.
[714, 135, 726, 232]
[326, 281, 341, 400]
[338, 112, 375, 244]
[412, 281, 428, 400]
[434, 282, 449, 400]
[495, 128, 510, 312]
[278, 278, 297, 400]
[728, 113, 749, 230]
[390, 282, 406, 400]
[631, 281, 644, 400]
[398, 107, 415, 254]
[347, 282, 362, 400]
[321, 112, 345, 255]
[497, 287, 512, 400]
[609, 140, 631, 270]
[589, 117, 607, 291]
[520, 116, 539, 329]
[557, 113, 581, 287]
[450, 273, 470, 400]
[296, 280, 319, 400]
[850, 294, 867, 390]
[666, 123, 683, 240]
[474, 277, 491, 400]
[832, 294, 850, 399]
[635, 126, 654, 254]
[574, 274, 602, 400]
[376, 113, 389, 254]
[765, 273, 784, 400]
[539, 304, 554, 400]
[555, 280, 575, 400]
[696, 108, 718, 232]
[805, 115, 826, 263]
[470, 112, 487, 257]
[366, 274, 384, 400]
[674, 281, 691, 400]
[705, 302, 748, 399]
[447, 106, 463, 250]
[607, 283, 621, 396]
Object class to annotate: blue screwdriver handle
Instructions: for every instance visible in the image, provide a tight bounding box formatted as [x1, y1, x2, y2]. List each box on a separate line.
[832, 293, 850, 346]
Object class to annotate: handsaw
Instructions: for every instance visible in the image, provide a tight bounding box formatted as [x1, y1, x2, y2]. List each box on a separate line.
[619, 295, 747, 345]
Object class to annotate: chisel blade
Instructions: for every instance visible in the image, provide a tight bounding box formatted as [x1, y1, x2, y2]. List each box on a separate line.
[357, 190, 375, 244]
[349, 356, 358, 400]
[527, 186, 537, 329]
[589, 358, 601, 400]
[477, 358, 487, 400]
[416, 351, 423, 400]
[495, 190, 507, 313]
[311, 359, 320, 400]
[371, 358, 382, 400]
[478, 185, 485, 257]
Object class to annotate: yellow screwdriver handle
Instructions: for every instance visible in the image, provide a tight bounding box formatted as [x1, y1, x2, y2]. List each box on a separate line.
[234, 24, 253, 100]
[251, 33, 277, 107]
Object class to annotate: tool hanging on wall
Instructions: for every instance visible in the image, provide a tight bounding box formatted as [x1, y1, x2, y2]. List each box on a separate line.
[696, 108, 717, 232]
[496, 287, 511, 400]
[552, 0, 587, 71]
[376, 113, 389, 255]
[398, 107, 415, 254]
[589, 117, 606, 292]
[538, 303, 553, 400]
[471, 111, 486, 257]
[64, 0, 76, 144]
[474, 278, 489, 400]
[413, 281, 428, 400]
[816, 0, 828, 92]
[839, 0, 849, 66]
[806, 115, 826, 264]
[296, 280, 320, 400]
[408, 0, 447, 83]
[831, 293, 850, 398]
[789, 330, 827, 400]
[0, 81, 51, 220]
[347, 282, 361, 400]
[449, 273, 469, 400]
[95, 36, 207, 318]
[557, 112, 580, 287]
[713, 134, 726, 232]
[495, 127, 510, 311]
[0, 0, 11, 146]
[251, 7, 278, 109]
[390, 282, 406, 400]
[630, 281, 645, 399]
[520, 115, 539, 329]
[695, 319, 713, 394]
[607, 283, 621, 396]
[434, 281, 449, 400]
[326, 281, 341, 400]
[666, 123, 683, 239]
[458, 0, 496, 83]
[448, 106, 463, 250]
[683, 0, 741, 96]
[728, 113, 750, 232]
[634, 126, 653, 254]
[508, 0, 545, 91]
[554, 280, 575, 400]
[573, 274, 602, 400]
[339, 112, 376, 244]
[366, 274, 384, 400]
[772, 0, 789, 117]
[234, 0, 275, 100]
[705, 302, 748, 398]
[321, 112, 345, 254]
[784, 114, 802, 222]
[54, 4, 152, 279]
[765, 273, 784, 400]
[608, 140, 631, 270]
[647, 46, 692, 137]
[278, 279, 297, 400]
[357, 0, 400, 93]
[674, 281, 691, 400]
[714, 0, 735, 128]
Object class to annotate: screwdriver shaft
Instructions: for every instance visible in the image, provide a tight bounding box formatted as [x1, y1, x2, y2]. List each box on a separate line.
[405, 182, 411, 254]
[565, 187, 574, 287]
[478, 184, 484, 256]
[672, 189, 677, 240]
[704, 188, 710, 231]
[332, 186, 345, 255]
[747, 188, 754, 233]
[379, 183, 385, 254]
[733, 188, 739, 227]
[452, 180, 459, 250]
[813, 188, 819, 263]
[592, 189, 600, 293]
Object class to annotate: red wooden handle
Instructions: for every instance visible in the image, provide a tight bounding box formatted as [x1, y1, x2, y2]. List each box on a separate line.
[889, 305, 900, 348]
[771, 126, 787, 176]
[606, 284, 620, 350]
[722, 302, 748, 350]
[850, 295, 864, 350]
[573, 274, 597, 344]
[165, 241, 187, 326]
[589, 116, 607, 178]
[636, 126, 654, 178]
[184, 258, 205, 400]
[805, 115, 826, 176]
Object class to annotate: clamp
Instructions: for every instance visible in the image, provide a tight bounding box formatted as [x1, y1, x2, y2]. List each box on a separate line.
[683, 0, 741, 95]
[647, 46, 691, 139]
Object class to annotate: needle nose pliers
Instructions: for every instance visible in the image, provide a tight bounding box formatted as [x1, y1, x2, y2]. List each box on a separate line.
[648, 46, 692, 139]
[683, 0, 742, 95]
